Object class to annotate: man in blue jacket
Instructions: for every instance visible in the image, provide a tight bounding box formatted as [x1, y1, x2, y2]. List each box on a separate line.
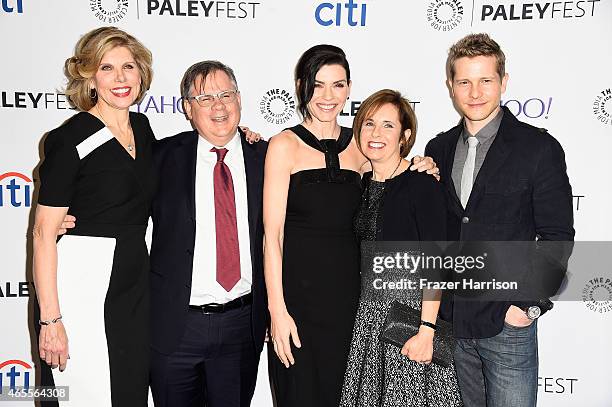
[425, 33, 574, 407]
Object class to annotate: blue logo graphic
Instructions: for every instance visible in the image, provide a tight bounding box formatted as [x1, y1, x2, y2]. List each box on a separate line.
[0, 172, 32, 208]
[136, 95, 184, 114]
[501, 97, 552, 119]
[315, 0, 367, 26]
[0, 360, 31, 393]
[1, 0, 22, 13]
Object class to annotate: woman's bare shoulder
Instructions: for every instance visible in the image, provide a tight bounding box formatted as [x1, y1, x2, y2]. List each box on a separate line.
[268, 129, 300, 151]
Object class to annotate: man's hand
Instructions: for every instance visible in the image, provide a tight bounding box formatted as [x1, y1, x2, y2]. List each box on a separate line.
[58, 215, 76, 236]
[240, 126, 262, 144]
[411, 155, 440, 181]
[505, 305, 533, 327]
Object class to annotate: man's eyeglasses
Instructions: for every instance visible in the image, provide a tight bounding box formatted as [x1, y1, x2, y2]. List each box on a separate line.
[186, 89, 240, 107]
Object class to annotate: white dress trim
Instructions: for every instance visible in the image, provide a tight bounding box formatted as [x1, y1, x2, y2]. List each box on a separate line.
[75, 127, 113, 160]
[53, 235, 116, 406]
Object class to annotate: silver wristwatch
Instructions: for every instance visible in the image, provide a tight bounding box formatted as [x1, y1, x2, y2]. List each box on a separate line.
[525, 305, 541, 320]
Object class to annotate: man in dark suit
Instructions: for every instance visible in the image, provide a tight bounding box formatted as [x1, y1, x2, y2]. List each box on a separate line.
[149, 61, 267, 407]
[425, 34, 574, 407]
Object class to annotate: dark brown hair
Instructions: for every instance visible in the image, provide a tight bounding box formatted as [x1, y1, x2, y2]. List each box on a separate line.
[294, 44, 350, 120]
[354, 89, 417, 158]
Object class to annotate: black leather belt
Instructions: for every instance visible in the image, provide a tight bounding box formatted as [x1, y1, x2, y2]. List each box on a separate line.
[189, 293, 252, 314]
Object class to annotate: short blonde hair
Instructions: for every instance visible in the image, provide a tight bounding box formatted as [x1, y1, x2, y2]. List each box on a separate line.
[64, 27, 153, 111]
[354, 89, 417, 159]
[447, 33, 505, 81]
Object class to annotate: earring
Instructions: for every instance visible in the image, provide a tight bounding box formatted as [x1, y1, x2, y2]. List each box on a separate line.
[90, 88, 97, 99]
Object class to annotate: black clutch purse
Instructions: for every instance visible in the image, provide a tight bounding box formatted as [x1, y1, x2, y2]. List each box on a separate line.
[380, 300, 455, 368]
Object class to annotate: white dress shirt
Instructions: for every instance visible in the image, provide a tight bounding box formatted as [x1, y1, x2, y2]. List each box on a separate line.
[190, 132, 252, 305]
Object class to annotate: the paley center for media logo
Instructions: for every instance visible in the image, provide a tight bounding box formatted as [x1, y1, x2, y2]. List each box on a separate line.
[259, 89, 295, 125]
[592, 88, 611, 126]
[427, 0, 464, 31]
[90, 0, 129, 23]
[582, 276, 612, 313]
[0, 172, 32, 208]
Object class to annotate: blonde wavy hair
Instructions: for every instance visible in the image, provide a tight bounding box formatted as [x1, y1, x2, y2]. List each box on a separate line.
[64, 27, 153, 111]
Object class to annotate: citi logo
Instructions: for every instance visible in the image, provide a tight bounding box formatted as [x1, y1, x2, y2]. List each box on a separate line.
[0, 172, 32, 208]
[0, 360, 31, 393]
[315, 0, 367, 26]
[1, 0, 23, 13]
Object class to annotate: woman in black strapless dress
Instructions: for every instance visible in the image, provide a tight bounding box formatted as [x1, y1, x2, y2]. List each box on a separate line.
[263, 45, 365, 407]
[263, 46, 438, 407]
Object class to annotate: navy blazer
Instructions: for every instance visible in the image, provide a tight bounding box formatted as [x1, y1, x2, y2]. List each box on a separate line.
[149, 128, 268, 355]
[425, 106, 574, 338]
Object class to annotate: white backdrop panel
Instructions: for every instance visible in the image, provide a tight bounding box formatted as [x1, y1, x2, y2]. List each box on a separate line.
[1, 0, 611, 405]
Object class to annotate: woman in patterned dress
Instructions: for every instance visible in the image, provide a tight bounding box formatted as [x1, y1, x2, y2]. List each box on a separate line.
[340, 89, 463, 407]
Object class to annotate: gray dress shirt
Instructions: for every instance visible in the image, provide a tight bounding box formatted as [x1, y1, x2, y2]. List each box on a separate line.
[451, 109, 504, 204]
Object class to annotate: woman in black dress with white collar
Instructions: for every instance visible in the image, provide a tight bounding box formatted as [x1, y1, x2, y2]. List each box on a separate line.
[33, 27, 154, 406]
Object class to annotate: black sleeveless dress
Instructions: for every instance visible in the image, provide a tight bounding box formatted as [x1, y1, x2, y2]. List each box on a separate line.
[268, 125, 362, 407]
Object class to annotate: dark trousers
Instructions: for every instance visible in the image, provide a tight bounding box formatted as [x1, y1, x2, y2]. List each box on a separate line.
[150, 304, 259, 407]
[454, 321, 538, 407]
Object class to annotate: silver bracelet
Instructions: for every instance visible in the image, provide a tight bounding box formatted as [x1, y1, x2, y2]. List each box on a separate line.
[39, 315, 62, 326]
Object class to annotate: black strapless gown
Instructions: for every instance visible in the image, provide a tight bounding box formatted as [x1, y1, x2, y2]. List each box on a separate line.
[268, 125, 362, 407]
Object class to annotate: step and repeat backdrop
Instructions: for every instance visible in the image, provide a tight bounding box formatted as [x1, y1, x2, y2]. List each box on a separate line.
[1, 0, 611, 406]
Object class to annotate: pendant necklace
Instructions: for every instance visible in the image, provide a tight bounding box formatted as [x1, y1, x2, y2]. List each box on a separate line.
[373, 157, 403, 181]
[95, 105, 134, 152]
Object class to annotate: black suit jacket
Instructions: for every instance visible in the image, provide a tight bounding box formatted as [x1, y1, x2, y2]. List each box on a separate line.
[149, 128, 268, 354]
[425, 106, 574, 338]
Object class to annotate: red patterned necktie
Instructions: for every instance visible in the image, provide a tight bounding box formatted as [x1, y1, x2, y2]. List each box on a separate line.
[211, 147, 240, 292]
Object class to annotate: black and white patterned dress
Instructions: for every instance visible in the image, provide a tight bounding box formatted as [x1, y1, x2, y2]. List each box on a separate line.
[38, 111, 155, 406]
[340, 172, 463, 407]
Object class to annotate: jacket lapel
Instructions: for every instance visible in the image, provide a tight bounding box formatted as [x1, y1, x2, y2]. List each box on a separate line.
[174, 131, 198, 222]
[442, 125, 463, 217]
[240, 129, 263, 264]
